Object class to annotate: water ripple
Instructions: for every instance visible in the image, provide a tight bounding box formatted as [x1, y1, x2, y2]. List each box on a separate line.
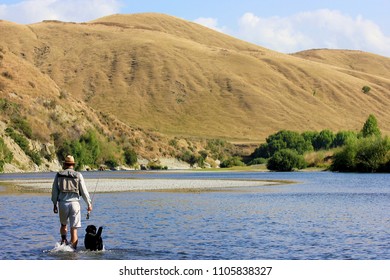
[0, 172, 389, 259]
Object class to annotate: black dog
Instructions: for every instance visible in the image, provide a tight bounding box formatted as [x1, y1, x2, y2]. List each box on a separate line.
[84, 225, 103, 251]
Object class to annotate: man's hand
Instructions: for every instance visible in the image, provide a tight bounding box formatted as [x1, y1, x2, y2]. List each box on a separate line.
[86, 204, 93, 220]
[53, 204, 58, 213]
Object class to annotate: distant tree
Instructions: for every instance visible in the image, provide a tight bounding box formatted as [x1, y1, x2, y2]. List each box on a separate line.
[78, 130, 101, 167]
[301, 131, 319, 144]
[361, 114, 381, 138]
[267, 149, 307, 171]
[123, 147, 137, 166]
[251, 143, 270, 159]
[251, 130, 313, 159]
[312, 129, 335, 150]
[56, 129, 102, 170]
[362, 85, 371, 94]
[332, 131, 357, 148]
[105, 157, 119, 170]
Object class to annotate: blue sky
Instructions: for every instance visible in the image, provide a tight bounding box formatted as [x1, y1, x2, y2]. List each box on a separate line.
[1, 0, 389, 56]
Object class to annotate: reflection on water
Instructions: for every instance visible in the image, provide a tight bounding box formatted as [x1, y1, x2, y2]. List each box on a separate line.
[0, 171, 389, 260]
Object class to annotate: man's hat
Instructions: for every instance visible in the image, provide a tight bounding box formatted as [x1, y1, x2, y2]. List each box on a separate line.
[64, 155, 75, 165]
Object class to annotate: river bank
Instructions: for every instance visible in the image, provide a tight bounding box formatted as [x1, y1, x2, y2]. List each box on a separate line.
[0, 177, 282, 193]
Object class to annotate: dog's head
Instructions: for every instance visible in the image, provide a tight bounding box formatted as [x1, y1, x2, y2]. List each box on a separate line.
[85, 225, 97, 234]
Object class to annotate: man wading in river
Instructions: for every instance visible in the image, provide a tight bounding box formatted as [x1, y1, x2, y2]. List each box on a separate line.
[51, 155, 92, 249]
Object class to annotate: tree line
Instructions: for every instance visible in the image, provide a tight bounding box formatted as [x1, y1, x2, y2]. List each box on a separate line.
[247, 114, 389, 172]
[1, 111, 388, 173]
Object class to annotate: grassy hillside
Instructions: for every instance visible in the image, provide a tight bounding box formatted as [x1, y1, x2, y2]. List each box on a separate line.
[292, 49, 390, 79]
[1, 13, 390, 171]
[2, 14, 390, 142]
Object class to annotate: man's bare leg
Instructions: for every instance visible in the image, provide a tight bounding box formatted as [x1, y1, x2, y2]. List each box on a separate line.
[60, 224, 68, 245]
[70, 227, 78, 249]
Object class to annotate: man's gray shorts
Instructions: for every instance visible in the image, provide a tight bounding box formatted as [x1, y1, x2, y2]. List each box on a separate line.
[59, 201, 81, 228]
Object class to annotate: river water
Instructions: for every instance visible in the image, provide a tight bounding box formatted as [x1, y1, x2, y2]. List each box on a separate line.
[0, 171, 389, 260]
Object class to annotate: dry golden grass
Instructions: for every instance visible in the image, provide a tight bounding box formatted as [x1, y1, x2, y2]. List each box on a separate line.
[1, 13, 390, 146]
[304, 149, 335, 169]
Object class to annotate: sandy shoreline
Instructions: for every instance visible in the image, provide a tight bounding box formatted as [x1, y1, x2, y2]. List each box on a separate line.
[1, 178, 283, 193]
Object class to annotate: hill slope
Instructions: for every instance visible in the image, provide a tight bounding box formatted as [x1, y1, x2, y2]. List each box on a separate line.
[1, 13, 390, 143]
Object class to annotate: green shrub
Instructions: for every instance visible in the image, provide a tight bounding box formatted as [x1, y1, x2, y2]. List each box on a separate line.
[248, 157, 267, 165]
[5, 127, 29, 151]
[2, 71, 13, 80]
[59, 89, 69, 99]
[43, 99, 57, 109]
[267, 149, 307, 171]
[198, 150, 208, 160]
[0, 137, 13, 172]
[312, 129, 335, 150]
[220, 156, 245, 168]
[27, 150, 42, 166]
[5, 127, 41, 166]
[331, 137, 359, 172]
[168, 138, 178, 148]
[331, 136, 390, 172]
[355, 137, 389, 172]
[0, 98, 20, 115]
[178, 150, 205, 167]
[179, 150, 196, 164]
[11, 116, 32, 138]
[104, 158, 119, 170]
[362, 85, 371, 94]
[123, 147, 137, 166]
[206, 138, 235, 160]
[147, 161, 168, 170]
[194, 155, 205, 168]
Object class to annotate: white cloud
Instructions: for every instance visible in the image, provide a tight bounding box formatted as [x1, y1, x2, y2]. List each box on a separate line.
[193, 17, 227, 33]
[0, 0, 121, 24]
[237, 9, 390, 57]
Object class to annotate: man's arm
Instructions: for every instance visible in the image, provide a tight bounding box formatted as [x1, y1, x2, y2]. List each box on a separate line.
[51, 174, 59, 213]
[78, 173, 92, 211]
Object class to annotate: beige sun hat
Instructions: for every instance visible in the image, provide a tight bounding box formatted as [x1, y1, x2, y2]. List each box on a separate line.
[64, 155, 75, 165]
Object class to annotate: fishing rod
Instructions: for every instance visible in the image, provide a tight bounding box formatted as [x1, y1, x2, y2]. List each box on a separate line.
[86, 177, 99, 220]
